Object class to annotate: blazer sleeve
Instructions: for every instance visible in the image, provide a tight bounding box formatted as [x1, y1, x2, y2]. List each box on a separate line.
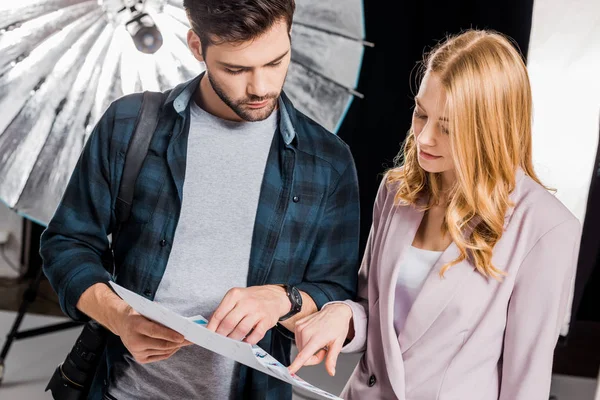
[499, 216, 581, 400]
[334, 176, 390, 354]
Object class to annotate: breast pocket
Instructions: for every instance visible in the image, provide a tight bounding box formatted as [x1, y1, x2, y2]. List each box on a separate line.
[129, 154, 168, 223]
[274, 190, 325, 273]
[287, 191, 324, 243]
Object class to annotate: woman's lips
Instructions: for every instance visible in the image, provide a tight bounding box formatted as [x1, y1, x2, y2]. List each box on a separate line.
[419, 150, 441, 160]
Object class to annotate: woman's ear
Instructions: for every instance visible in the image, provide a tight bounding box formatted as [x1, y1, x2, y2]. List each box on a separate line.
[187, 29, 205, 62]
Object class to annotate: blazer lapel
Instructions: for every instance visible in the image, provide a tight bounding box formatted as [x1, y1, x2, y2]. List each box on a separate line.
[378, 202, 423, 399]
[397, 241, 475, 354]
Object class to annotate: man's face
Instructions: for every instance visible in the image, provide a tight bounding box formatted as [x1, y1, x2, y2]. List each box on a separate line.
[199, 19, 292, 121]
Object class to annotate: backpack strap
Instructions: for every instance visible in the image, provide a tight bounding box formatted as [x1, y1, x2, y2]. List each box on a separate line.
[115, 91, 164, 225]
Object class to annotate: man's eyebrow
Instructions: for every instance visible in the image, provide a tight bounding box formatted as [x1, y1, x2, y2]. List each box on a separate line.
[217, 50, 290, 69]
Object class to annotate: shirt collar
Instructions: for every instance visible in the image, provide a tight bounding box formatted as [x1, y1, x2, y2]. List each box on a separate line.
[165, 73, 298, 146]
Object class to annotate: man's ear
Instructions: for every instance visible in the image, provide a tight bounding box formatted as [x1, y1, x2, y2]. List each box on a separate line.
[187, 29, 204, 62]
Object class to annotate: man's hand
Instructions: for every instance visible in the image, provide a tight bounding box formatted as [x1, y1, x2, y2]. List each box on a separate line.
[76, 283, 191, 365]
[114, 306, 192, 364]
[206, 286, 290, 345]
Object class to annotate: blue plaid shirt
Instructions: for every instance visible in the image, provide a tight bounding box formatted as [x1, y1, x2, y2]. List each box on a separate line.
[41, 75, 360, 400]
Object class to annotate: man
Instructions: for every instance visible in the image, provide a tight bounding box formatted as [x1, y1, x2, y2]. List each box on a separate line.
[40, 0, 360, 399]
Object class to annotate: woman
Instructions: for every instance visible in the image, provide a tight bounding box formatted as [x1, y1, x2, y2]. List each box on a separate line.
[288, 30, 581, 400]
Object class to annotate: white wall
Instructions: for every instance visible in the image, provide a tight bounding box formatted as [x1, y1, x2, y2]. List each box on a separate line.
[528, 0, 600, 223]
[527, 0, 600, 337]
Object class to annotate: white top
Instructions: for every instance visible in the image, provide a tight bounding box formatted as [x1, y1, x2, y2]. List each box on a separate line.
[394, 246, 443, 335]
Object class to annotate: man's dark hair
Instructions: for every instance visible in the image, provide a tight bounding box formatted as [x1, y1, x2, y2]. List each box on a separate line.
[183, 0, 295, 54]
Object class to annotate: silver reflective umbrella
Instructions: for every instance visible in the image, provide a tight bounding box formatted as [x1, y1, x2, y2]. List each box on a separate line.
[0, 0, 370, 225]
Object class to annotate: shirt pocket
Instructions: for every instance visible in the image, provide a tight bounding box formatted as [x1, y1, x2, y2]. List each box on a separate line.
[129, 154, 168, 223]
[273, 190, 325, 278]
[289, 190, 323, 226]
[285, 191, 324, 246]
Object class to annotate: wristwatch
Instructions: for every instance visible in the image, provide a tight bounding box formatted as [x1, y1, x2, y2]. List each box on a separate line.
[279, 284, 302, 321]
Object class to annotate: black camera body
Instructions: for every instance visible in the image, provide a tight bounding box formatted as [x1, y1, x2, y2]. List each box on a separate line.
[45, 321, 108, 400]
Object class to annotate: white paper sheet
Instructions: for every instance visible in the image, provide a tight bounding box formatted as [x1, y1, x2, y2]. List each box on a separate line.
[109, 282, 343, 400]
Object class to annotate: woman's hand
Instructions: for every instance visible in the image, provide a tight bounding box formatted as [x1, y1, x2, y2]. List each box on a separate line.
[288, 303, 353, 376]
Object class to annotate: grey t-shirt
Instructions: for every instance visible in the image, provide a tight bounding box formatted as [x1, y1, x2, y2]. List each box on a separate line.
[107, 100, 278, 399]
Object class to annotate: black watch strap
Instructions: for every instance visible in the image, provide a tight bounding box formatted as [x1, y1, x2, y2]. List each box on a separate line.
[279, 285, 302, 322]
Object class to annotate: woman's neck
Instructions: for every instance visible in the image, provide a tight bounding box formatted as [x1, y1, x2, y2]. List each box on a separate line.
[439, 169, 456, 193]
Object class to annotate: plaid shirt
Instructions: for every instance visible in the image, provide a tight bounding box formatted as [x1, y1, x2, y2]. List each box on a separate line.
[41, 75, 360, 400]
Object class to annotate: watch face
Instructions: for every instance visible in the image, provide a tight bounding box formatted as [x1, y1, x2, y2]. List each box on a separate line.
[292, 287, 302, 308]
[294, 292, 302, 305]
[279, 286, 302, 321]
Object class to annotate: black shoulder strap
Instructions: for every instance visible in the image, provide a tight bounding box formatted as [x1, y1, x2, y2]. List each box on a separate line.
[115, 91, 164, 224]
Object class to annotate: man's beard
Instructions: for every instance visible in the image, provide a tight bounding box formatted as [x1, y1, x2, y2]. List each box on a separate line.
[208, 73, 285, 122]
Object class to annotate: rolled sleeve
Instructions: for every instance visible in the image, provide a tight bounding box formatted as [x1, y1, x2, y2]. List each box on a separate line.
[295, 282, 333, 310]
[61, 264, 112, 321]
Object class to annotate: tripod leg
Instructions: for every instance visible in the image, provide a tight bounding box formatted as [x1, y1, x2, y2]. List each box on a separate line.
[0, 266, 45, 384]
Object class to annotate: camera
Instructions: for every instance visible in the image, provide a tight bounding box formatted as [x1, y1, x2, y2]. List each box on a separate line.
[45, 321, 108, 400]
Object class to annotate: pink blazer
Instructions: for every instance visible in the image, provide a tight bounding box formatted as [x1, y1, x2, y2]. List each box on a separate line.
[339, 169, 581, 400]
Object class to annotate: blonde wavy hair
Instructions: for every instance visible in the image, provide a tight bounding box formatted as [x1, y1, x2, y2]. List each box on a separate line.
[388, 30, 544, 279]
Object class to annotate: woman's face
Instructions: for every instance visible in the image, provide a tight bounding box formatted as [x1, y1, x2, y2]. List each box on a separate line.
[412, 72, 454, 175]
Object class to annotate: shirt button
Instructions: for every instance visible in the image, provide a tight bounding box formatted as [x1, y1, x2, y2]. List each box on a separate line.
[292, 196, 300, 203]
[368, 374, 376, 387]
[143, 289, 152, 297]
[160, 239, 167, 247]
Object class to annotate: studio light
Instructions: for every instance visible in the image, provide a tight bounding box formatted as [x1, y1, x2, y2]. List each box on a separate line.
[125, 12, 163, 54]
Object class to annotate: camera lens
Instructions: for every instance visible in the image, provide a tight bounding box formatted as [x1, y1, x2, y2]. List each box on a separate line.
[45, 321, 108, 400]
